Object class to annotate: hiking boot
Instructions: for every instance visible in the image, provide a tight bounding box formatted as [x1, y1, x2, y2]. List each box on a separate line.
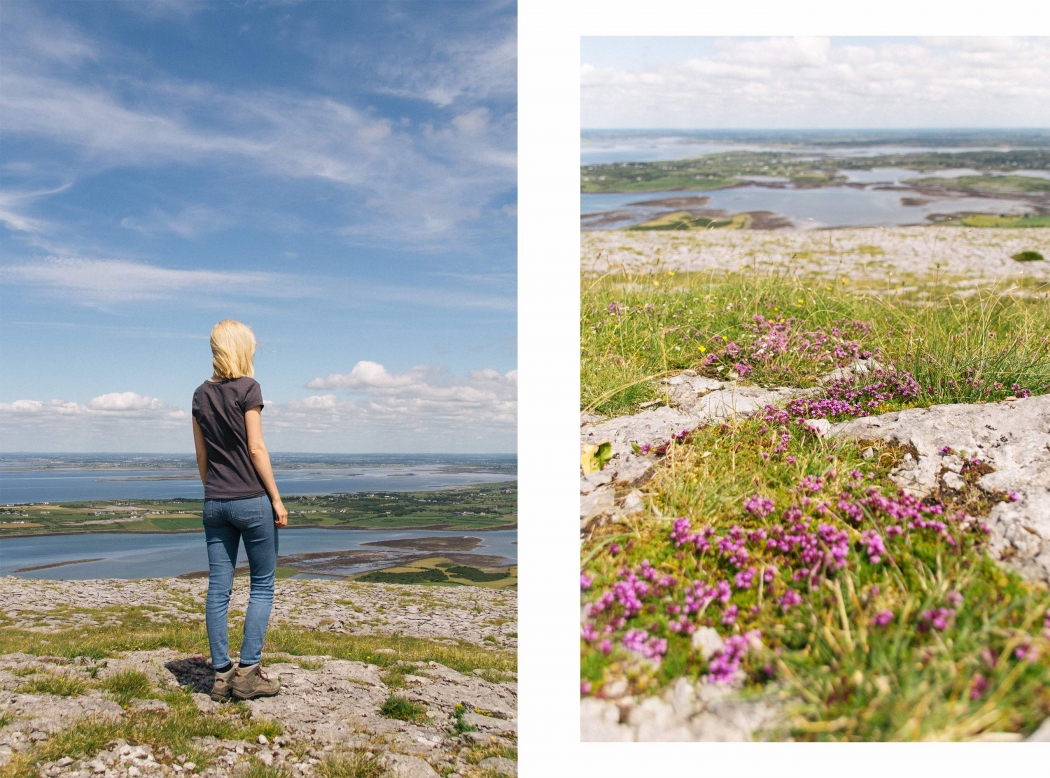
[210, 666, 236, 703]
[230, 664, 280, 700]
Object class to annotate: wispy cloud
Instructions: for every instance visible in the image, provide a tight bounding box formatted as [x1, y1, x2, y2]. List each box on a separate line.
[0, 258, 319, 303]
[1, 39, 515, 245]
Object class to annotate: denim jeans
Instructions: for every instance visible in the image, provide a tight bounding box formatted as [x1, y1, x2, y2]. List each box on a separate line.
[202, 494, 278, 667]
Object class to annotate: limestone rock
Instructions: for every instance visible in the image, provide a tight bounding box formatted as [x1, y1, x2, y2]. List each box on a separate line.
[831, 393, 1050, 584]
[690, 628, 724, 661]
[478, 756, 517, 776]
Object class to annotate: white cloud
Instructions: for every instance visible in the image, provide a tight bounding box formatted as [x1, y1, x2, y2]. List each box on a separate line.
[582, 37, 1050, 128]
[0, 364, 516, 453]
[0, 392, 189, 451]
[280, 361, 517, 449]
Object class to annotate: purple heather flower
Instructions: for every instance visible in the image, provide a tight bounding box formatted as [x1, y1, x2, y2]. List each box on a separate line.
[778, 589, 802, 612]
[580, 573, 593, 590]
[1008, 491, 1019, 502]
[607, 302, 621, 315]
[721, 605, 739, 625]
[1015, 642, 1038, 662]
[599, 639, 612, 656]
[871, 610, 893, 627]
[743, 494, 775, 518]
[946, 590, 964, 608]
[581, 681, 592, 695]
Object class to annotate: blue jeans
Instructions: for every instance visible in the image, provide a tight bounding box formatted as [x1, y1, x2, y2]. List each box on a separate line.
[202, 495, 278, 667]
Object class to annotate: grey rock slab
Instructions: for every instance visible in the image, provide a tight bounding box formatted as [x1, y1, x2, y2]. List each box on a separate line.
[579, 471, 613, 495]
[831, 393, 1050, 584]
[690, 627, 725, 661]
[580, 699, 632, 742]
[478, 757, 517, 777]
[380, 754, 439, 778]
[580, 486, 615, 519]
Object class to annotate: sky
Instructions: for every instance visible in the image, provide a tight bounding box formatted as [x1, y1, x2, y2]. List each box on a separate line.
[0, 0, 517, 454]
[581, 36, 1050, 128]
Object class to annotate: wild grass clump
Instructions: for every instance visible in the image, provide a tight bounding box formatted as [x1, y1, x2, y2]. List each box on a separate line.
[316, 750, 384, 778]
[582, 270, 1050, 417]
[98, 669, 155, 706]
[379, 693, 426, 722]
[1012, 250, 1044, 262]
[16, 674, 87, 697]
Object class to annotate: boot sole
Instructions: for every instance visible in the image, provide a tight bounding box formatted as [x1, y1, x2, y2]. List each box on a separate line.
[209, 691, 232, 703]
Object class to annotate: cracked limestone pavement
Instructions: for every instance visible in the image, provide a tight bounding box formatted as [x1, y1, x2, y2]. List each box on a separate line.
[2, 577, 516, 652]
[1, 579, 517, 778]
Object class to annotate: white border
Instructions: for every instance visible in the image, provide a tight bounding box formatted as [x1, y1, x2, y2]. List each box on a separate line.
[518, 1, 1050, 774]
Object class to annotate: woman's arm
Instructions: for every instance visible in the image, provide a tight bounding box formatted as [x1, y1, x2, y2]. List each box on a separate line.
[245, 407, 288, 527]
[192, 417, 208, 485]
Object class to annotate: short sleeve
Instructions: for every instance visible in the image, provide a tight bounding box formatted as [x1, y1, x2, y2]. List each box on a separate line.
[243, 380, 264, 412]
[191, 387, 201, 422]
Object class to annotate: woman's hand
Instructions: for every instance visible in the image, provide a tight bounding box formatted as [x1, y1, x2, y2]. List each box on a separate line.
[273, 500, 289, 528]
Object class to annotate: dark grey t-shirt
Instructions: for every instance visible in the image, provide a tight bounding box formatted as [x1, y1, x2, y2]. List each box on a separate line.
[192, 377, 267, 500]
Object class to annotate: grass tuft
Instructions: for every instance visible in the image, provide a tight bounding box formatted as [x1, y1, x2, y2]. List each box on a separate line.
[315, 750, 384, 778]
[379, 693, 426, 722]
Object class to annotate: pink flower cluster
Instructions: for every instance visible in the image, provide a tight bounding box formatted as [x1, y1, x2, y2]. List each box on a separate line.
[622, 628, 668, 661]
[779, 369, 923, 422]
[699, 316, 876, 382]
[707, 630, 762, 684]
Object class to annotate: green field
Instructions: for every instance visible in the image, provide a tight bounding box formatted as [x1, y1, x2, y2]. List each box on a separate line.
[581, 149, 1050, 196]
[0, 482, 517, 536]
[355, 556, 517, 589]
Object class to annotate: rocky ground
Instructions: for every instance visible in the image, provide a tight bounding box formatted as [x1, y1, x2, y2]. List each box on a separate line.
[1, 579, 517, 777]
[582, 227, 1050, 284]
[2, 578, 516, 652]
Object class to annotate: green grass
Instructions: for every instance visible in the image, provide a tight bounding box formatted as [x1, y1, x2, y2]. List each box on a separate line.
[16, 674, 87, 697]
[582, 270, 1050, 417]
[629, 211, 747, 231]
[1012, 250, 1046, 262]
[580, 268, 1050, 741]
[444, 565, 509, 583]
[957, 214, 1050, 228]
[452, 703, 477, 734]
[379, 693, 427, 722]
[98, 669, 155, 706]
[0, 607, 514, 675]
[357, 567, 451, 585]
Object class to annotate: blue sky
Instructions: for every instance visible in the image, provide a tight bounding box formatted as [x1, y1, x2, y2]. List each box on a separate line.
[582, 36, 1050, 128]
[0, 0, 517, 453]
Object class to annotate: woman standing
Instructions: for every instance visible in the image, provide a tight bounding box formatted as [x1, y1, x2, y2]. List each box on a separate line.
[192, 319, 288, 701]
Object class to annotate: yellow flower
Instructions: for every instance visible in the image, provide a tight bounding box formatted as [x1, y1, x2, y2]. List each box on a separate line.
[699, 346, 706, 353]
[824, 285, 831, 291]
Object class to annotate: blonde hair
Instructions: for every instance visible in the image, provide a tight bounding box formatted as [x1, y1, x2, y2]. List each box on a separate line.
[210, 319, 256, 379]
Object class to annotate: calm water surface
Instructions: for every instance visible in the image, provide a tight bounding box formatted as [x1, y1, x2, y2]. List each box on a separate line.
[581, 186, 1033, 230]
[0, 528, 517, 580]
